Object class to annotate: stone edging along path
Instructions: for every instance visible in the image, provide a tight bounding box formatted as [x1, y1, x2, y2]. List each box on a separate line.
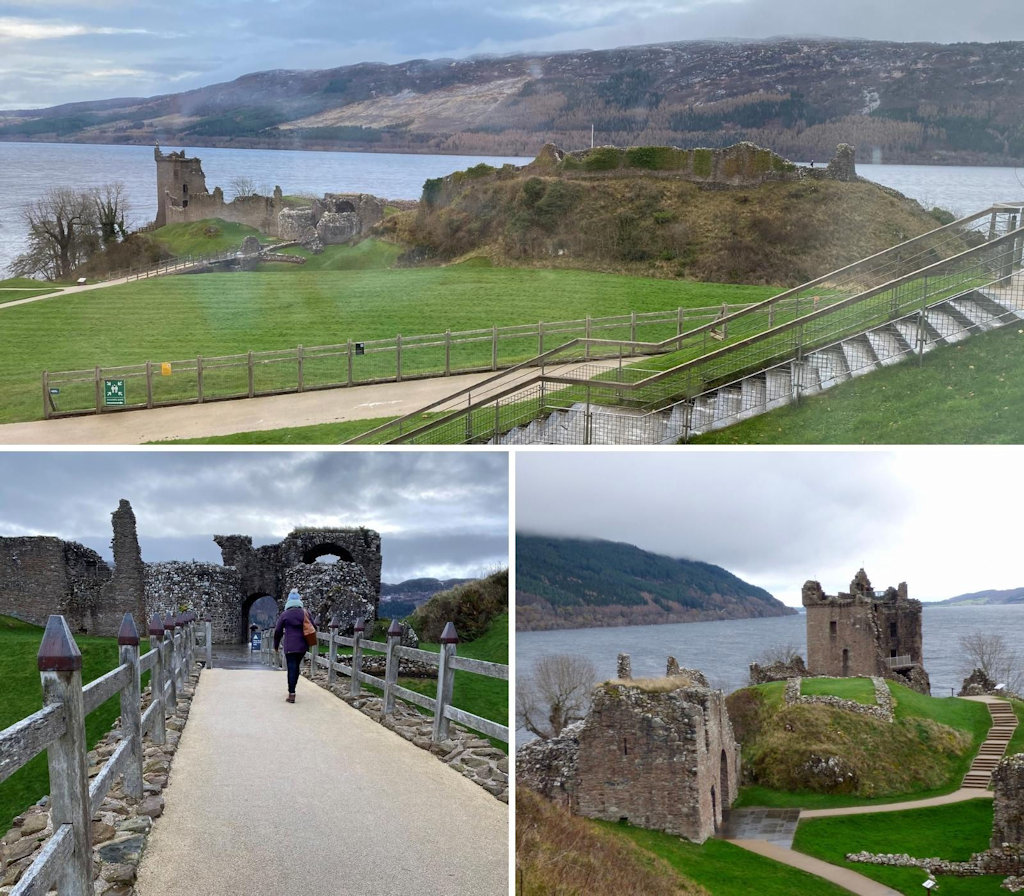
[0, 661, 507, 895]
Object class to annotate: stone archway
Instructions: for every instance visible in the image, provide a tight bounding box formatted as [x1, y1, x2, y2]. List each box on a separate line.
[301, 542, 356, 565]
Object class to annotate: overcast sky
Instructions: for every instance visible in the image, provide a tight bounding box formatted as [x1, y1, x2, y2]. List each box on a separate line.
[1, 1, 1021, 109]
[515, 448, 1022, 606]
[0, 450, 508, 582]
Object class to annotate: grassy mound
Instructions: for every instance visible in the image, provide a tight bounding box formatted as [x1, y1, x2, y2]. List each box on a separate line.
[726, 680, 990, 802]
[149, 219, 268, 256]
[389, 159, 946, 285]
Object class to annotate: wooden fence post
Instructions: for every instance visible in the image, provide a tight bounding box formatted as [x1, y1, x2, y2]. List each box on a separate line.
[145, 361, 154, 409]
[37, 615, 92, 896]
[492, 325, 498, 370]
[163, 615, 177, 710]
[432, 622, 459, 743]
[205, 619, 213, 669]
[94, 366, 102, 414]
[247, 351, 255, 398]
[383, 619, 402, 715]
[396, 335, 403, 382]
[197, 356, 205, 403]
[117, 613, 144, 800]
[327, 620, 339, 689]
[350, 618, 365, 697]
[148, 615, 166, 745]
[297, 344, 305, 392]
[445, 329, 451, 375]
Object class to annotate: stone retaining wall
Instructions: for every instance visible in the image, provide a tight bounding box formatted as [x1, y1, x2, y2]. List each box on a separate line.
[784, 676, 895, 722]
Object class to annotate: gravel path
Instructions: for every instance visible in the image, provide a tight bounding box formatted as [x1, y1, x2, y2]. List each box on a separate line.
[134, 669, 508, 896]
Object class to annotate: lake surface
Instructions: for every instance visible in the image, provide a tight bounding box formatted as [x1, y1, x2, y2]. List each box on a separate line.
[516, 604, 1024, 739]
[1, 140, 1023, 275]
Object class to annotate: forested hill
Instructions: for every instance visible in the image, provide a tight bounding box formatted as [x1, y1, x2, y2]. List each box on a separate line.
[516, 534, 795, 631]
[1, 38, 1023, 165]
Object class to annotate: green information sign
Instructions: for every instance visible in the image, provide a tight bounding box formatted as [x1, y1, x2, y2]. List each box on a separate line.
[104, 379, 126, 406]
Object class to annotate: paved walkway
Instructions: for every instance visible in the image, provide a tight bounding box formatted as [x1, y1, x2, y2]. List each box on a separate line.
[134, 669, 508, 896]
[726, 694, 1019, 894]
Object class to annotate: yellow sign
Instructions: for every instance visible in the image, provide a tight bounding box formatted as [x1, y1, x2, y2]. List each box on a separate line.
[161, 362, 172, 376]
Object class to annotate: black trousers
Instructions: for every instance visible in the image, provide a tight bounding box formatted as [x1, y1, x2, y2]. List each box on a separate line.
[285, 652, 304, 694]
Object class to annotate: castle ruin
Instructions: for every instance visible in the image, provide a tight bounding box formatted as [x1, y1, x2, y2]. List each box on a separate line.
[153, 146, 386, 245]
[0, 500, 381, 644]
[802, 568, 930, 694]
[516, 656, 740, 843]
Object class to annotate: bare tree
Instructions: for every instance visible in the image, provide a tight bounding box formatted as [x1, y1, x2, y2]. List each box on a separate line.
[229, 176, 262, 199]
[92, 182, 130, 249]
[959, 631, 1022, 695]
[9, 187, 99, 280]
[516, 653, 596, 740]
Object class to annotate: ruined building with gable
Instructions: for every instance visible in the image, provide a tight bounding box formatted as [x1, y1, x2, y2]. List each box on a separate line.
[0, 499, 381, 644]
[153, 146, 386, 246]
[517, 655, 740, 843]
[802, 568, 930, 694]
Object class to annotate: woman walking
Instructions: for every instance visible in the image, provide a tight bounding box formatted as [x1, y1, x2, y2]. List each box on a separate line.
[273, 589, 310, 703]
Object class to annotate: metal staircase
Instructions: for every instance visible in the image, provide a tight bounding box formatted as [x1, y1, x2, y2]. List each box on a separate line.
[347, 202, 1024, 445]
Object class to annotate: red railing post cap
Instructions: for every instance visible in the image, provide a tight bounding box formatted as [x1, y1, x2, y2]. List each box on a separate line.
[149, 614, 165, 638]
[440, 622, 460, 644]
[38, 615, 82, 672]
[354, 618, 366, 633]
[164, 616, 175, 632]
[387, 619, 403, 638]
[117, 613, 140, 647]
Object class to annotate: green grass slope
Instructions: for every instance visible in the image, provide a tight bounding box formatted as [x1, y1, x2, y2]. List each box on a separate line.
[0, 265, 770, 424]
[727, 680, 991, 806]
[694, 323, 1024, 444]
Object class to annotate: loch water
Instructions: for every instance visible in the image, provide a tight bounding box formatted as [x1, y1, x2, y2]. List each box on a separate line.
[515, 603, 1024, 712]
[1, 139, 1023, 275]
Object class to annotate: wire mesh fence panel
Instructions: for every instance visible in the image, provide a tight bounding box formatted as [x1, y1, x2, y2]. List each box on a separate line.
[194, 355, 252, 401]
[148, 360, 201, 406]
[301, 346, 355, 389]
[251, 352, 303, 395]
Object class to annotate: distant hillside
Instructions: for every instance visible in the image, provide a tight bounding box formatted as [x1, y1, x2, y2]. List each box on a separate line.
[2, 39, 1024, 164]
[516, 534, 794, 631]
[378, 577, 471, 619]
[385, 143, 948, 285]
[930, 587, 1024, 606]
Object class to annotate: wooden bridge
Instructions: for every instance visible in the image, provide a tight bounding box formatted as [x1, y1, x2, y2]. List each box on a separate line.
[0, 614, 509, 896]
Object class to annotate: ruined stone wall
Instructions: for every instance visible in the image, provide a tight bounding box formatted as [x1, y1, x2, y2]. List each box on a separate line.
[0, 536, 110, 631]
[803, 569, 929, 692]
[576, 663, 738, 843]
[163, 188, 283, 236]
[994, 755, 1024, 848]
[145, 562, 244, 644]
[98, 499, 147, 635]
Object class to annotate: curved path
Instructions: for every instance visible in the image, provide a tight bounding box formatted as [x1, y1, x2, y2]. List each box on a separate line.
[134, 669, 508, 896]
[726, 695, 1019, 895]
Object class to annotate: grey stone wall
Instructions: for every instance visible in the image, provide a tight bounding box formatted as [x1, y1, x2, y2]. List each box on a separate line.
[994, 755, 1024, 848]
[517, 657, 740, 844]
[145, 562, 244, 643]
[0, 536, 110, 631]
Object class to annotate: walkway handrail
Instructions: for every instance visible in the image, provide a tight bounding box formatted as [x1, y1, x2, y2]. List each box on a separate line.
[357, 207, 1024, 444]
[0, 612, 201, 896]
[261, 619, 509, 743]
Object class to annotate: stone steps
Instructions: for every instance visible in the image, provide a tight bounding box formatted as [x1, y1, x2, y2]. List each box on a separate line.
[961, 699, 1019, 789]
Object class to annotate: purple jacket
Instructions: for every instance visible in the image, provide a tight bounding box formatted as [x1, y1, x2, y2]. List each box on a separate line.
[273, 606, 310, 654]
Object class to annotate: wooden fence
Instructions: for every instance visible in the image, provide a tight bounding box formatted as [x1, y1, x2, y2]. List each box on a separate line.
[0, 612, 203, 896]
[41, 304, 740, 418]
[261, 618, 508, 743]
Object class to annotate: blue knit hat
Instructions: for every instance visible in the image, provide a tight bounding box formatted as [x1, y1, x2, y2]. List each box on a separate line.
[284, 590, 303, 609]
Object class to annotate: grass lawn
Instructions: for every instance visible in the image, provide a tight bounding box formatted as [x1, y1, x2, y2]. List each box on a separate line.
[793, 800, 1004, 895]
[604, 823, 850, 896]
[0, 257, 773, 424]
[0, 616, 128, 832]
[800, 677, 877, 704]
[159, 416, 390, 444]
[694, 323, 1024, 444]
[1009, 699, 1024, 755]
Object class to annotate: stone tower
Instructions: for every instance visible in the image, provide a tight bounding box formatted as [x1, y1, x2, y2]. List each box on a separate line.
[802, 568, 930, 693]
[154, 146, 208, 227]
